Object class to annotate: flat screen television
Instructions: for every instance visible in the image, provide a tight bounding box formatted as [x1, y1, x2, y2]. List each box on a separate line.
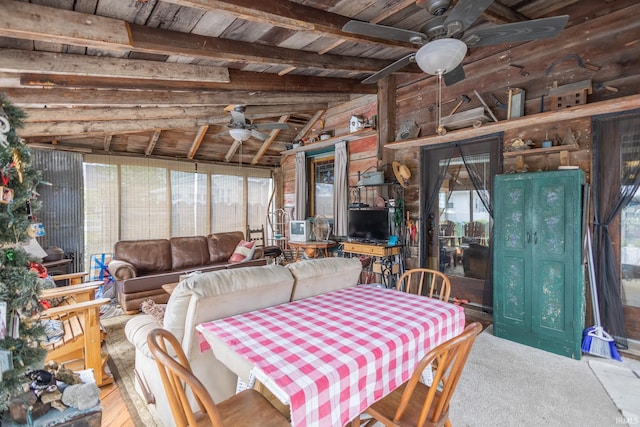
[348, 209, 390, 243]
[289, 219, 313, 242]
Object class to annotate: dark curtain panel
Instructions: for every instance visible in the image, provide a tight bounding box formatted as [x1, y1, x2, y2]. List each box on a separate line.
[420, 145, 455, 264]
[459, 146, 493, 218]
[425, 146, 455, 215]
[592, 108, 640, 348]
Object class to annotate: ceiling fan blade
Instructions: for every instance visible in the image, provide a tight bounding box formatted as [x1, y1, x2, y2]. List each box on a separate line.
[211, 132, 230, 140]
[463, 15, 569, 47]
[444, 0, 494, 34]
[253, 123, 289, 130]
[362, 54, 416, 84]
[443, 64, 466, 86]
[251, 129, 269, 140]
[342, 20, 427, 44]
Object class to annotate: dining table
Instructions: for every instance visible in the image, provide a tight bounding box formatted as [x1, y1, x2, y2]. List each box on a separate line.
[196, 285, 465, 427]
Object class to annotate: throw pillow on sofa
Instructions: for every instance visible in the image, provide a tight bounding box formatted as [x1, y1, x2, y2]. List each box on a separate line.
[229, 240, 256, 263]
[140, 299, 166, 326]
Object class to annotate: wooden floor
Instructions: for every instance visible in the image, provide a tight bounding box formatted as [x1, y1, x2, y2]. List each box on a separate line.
[100, 382, 135, 427]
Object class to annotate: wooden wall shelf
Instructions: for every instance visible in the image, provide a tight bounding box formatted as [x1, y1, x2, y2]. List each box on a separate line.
[281, 128, 376, 157]
[384, 94, 640, 150]
[503, 145, 578, 158]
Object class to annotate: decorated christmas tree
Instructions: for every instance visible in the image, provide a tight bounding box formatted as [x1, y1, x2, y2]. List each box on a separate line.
[0, 95, 48, 410]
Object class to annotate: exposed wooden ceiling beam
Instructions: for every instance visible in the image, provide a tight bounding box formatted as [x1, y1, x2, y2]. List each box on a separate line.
[317, 0, 417, 55]
[0, 49, 229, 82]
[20, 104, 325, 133]
[128, 25, 413, 74]
[20, 117, 202, 137]
[4, 88, 351, 107]
[224, 139, 243, 162]
[21, 106, 225, 123]
[161, 0, 413, 49]
[0, 2, 416, 74]
[0, 1, 131, 50]
[104, 134, 112, 151]
[482, 2, 528, 25]
[145, 130, 162, 156]
[293, 110, 326, 142]
[252, 115, 289, 165]
[188, 125, 209, 159]
[20, 69, 377, 94]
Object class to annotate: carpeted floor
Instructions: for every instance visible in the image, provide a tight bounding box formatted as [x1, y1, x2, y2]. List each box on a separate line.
[102, 314, 162, 427]
[448, 326, 639, 427]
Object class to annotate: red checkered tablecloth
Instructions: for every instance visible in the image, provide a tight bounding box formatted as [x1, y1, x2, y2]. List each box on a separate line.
[197, 286, 465, 427]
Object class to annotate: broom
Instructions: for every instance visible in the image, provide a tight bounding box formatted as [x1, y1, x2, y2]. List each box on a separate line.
[581, 224, 622, 361]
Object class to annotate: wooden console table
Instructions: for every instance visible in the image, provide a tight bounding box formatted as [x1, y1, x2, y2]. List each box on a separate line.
[288, 240, 337, 261]
[341, 242, 403, 286]
[342, 241, 401, 257]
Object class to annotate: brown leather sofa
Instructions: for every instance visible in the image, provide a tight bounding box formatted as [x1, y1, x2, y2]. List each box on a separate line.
[108, 232, 265, 313]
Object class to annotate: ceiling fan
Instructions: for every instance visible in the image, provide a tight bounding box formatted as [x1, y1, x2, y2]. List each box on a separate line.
[223, 105, 289, 142]
[342, 0, 569, 85]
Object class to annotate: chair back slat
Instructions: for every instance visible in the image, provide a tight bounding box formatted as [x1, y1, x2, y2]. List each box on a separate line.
[246, 225, 266, 247]
[397, 268, 451, 302]
[148, 329, 226, 427]
[394, 322, 483, 427]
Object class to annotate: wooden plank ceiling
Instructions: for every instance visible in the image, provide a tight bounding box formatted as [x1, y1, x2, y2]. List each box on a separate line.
[0, 0, 595, 167]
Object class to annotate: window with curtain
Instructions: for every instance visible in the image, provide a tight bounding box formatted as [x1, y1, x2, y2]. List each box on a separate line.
[592, 109, 640, 345]
[171, 170, 208, 236]
[310, 155, 334, 218]
[83, 162, 119, 267]
[211, 174, 245, 233]
[247, 176, 273, 231]
[121, 164, 169, 240]
[83, 155, 271, 268]
[620, 132, 640, 309]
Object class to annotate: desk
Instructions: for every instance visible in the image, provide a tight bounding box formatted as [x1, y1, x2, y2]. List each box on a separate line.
[287, 240, 336, 261]
[197, 286, 465, 427]
[342, 242, 403, 286]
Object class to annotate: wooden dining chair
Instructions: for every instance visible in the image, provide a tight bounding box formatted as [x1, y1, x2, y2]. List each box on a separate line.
[397, 268, 451, 303]
[247, 224, 283, 260]
[352, 322, 483, 427]
[147, 328, 290, 427]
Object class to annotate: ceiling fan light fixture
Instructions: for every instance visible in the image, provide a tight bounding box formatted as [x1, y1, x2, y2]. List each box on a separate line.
[415, 38, 467, 75]
[229, 128, 252, 142]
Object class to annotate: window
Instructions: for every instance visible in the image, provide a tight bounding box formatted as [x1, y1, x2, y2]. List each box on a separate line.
[83, 155, 271, 269]
[248, 177, 273, 230]
[621, 133, 640, 309]
[172, 170, 208, 236]
[121, 164, 169, 240]
[310, 155, 334, 218]
[211, 174, 244, 233]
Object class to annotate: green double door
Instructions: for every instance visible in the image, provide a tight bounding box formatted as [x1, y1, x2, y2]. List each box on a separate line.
[493, 170, 585, 359]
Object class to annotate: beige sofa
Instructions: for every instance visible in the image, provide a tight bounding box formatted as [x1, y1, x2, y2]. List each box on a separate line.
[124, 257, 362, 425]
